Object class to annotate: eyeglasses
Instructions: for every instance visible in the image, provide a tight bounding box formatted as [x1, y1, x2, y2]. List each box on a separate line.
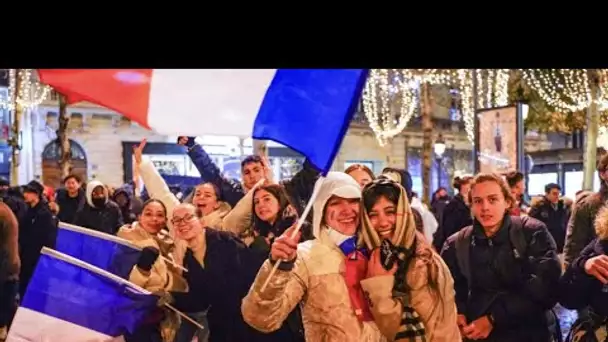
[171, 214, 195, 226]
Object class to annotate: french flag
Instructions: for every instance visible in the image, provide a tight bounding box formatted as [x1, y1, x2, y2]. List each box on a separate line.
[7, 248, 157, 341]
[37, 69, 368, 174]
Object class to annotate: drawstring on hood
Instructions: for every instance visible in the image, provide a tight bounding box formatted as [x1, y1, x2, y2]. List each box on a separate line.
[86, 180, 108, 209]
[311, 172, 362, 240]
[359, 178, 417, 251]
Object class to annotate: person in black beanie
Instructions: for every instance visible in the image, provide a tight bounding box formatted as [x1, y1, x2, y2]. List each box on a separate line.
[18, 180, 57, 298]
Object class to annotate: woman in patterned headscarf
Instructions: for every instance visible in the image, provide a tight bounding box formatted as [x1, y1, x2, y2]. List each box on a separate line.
[359, 178, 461, 341]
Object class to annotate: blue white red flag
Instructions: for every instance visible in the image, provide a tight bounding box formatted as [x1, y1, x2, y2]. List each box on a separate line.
[37, 69, 368, 174]
[7, 248, 157, 341]
[55, 222, 141, 279]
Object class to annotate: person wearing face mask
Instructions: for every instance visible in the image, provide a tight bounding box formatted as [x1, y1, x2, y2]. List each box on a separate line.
[117, 199, 188, 342]
[440, 173, 561, 342]
[359, 178, 461, 341]
[156, 203, 299, 342]
[241, 172, 385, 341]
[73, 180, 124, 235]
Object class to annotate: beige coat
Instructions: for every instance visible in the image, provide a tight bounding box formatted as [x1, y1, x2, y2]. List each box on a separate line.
[117, 223, 188, 342]
[242, 229, 385, 341]
[359, 180, 461, 341]
[242, 172, 385, 341]
[138, 158, 231, 263]
[116, 223, 188, 293]
[360, 240, 461, 341]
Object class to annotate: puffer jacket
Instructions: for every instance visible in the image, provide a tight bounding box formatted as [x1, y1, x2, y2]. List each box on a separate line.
[73, 180, 123, 235]
[242, 172, 385, 341]
[441, 215, 561, 342]
[560, 205, 608, 317]
[117, 222, 188, 342]
[117, 223, 188, 292]
[112, 185, 137, 224]
[528, 196, 571, 253]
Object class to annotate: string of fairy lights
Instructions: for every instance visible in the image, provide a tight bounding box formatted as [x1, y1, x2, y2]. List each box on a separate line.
[519, 69, 608, 113]
[0, 69, 51, 111]
[362, 69, 510, 146]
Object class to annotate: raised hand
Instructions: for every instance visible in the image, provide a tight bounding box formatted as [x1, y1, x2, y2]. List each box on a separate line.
[133, 139, 147, 166]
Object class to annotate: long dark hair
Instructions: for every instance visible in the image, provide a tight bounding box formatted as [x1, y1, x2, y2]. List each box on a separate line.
[252, 184, 297, 238]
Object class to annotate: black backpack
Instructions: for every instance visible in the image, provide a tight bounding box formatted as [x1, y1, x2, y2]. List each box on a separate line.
[454, 216, 562, 342]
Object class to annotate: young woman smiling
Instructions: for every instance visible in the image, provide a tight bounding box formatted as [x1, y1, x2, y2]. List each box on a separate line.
[359, 178, 461, 341]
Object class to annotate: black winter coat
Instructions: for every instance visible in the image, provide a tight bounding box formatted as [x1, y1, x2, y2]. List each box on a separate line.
[171, 229, 303, 342]
[560, 238, 608, 316]
[18, 201, 57, 296]
[55, 188, 85, 224]
[529, 197, 571, 253]
[441, 215, 561, 342]
[73, 201, 123, 235]
[433, 194, 472, 251]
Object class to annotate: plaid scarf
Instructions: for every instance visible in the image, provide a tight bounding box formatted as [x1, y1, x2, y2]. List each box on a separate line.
[385, 238, 427, 342]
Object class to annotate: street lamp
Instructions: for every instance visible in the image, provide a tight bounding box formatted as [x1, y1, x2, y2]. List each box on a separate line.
[434, 134, 447, 190]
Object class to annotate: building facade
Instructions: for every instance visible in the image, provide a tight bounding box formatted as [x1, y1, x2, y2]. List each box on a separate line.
[9, 90, 551, 196]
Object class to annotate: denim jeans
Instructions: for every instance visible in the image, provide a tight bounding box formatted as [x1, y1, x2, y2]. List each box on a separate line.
[174, 310, 209, 342]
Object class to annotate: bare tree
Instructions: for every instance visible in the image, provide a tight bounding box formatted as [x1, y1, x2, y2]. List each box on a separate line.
[56, 93, 72, 179]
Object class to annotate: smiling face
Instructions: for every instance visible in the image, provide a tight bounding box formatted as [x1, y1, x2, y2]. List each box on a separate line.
[139, 201, 167, 234]
[323, 196, 360, 236]
[471, 180, 512, 231]
[171, 204, 201, 241]
[192, 183, 219, 216]
[367, 195, 398, 240]
[254, 189, 280, 224]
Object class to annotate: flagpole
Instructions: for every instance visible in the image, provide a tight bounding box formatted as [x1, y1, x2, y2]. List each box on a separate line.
[259, 176, 326, 292]
[39, 247, 204, 331]
[58, 221, 188, 273]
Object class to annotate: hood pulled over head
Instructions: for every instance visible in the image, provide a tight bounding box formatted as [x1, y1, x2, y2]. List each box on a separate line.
[312, 172, 361, 239]
[359, 178, 417, 250]
[85, 180, 108, 208]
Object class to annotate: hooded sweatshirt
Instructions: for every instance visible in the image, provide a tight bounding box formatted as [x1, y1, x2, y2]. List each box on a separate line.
[359, 179, 461, 342]
[73, 180, 123, 234]
[242, 172, 385, 341]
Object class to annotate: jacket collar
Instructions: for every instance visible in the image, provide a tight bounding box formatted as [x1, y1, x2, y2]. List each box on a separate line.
[472, 213, 511, 244]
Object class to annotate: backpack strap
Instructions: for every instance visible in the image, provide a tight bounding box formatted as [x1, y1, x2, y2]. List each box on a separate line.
[454, 226, 473, 283]
[508, 216, 528, 260]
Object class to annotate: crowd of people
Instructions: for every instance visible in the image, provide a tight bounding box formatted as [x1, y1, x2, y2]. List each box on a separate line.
[1, 135, 608, 342]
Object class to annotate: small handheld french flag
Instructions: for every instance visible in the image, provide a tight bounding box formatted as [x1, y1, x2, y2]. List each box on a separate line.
[37, 69, 368, 175]
[7, 248, 157, 341]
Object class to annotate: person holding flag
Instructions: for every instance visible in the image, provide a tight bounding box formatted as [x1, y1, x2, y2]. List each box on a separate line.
[241, 172, 385, 341]
[117, 198, 189, 342]
[156, 202, 303, 341]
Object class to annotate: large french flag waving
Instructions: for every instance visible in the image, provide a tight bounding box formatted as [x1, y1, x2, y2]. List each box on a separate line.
[37, 69, 368, 174]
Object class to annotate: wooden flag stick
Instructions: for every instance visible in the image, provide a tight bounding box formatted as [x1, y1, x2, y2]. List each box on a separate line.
[58, 221, 188, 273]
[259, 176, 325, 292]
